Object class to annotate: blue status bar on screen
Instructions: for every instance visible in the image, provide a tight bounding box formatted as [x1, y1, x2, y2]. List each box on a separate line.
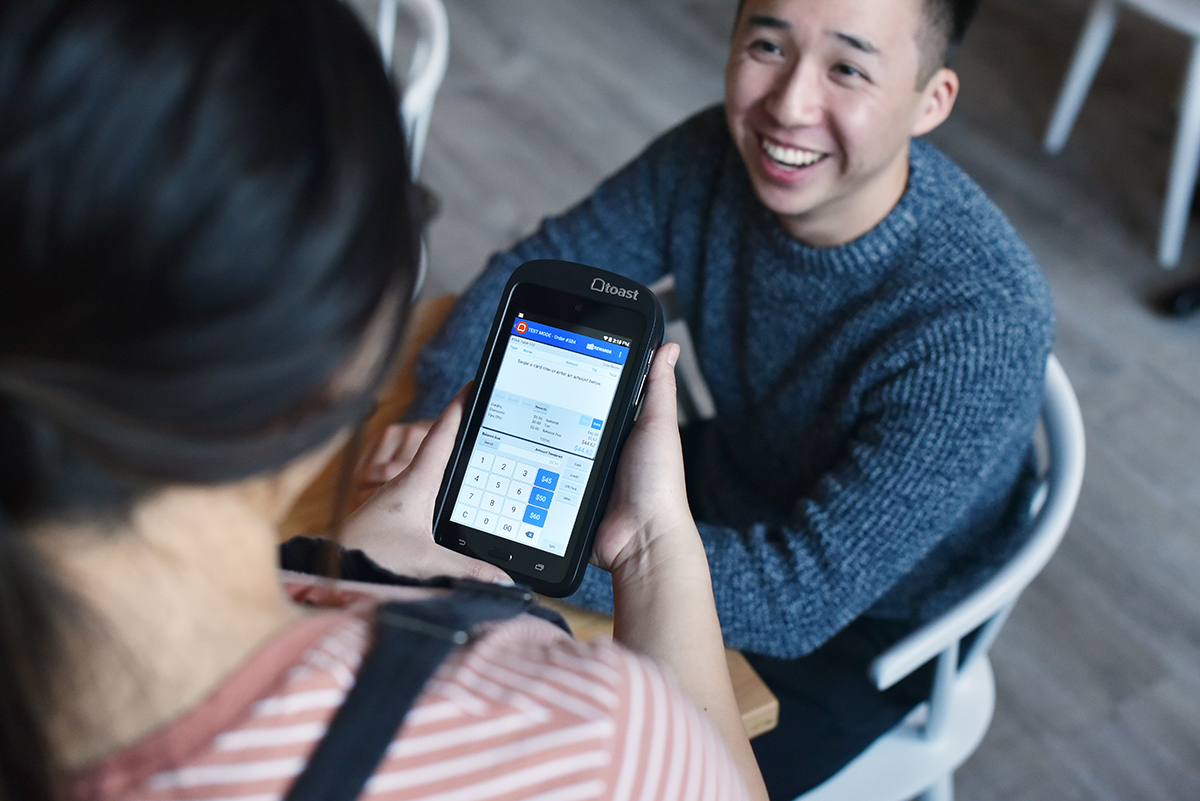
[511, 319, 629, 365]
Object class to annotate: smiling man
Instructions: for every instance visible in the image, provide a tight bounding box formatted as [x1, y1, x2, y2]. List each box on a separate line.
[725, 0, 958, 247]
[401, 0, 1055, 796]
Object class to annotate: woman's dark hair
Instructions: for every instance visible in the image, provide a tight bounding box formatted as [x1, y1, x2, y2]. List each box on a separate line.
[0, 0, 417, 796]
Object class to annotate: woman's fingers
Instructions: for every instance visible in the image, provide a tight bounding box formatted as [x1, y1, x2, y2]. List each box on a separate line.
[357, 422, 424, 483]
[639, 342, 681, 428]
[341, 384, 512, 584]
[399, 384, 469, 498]
[590, 343, 691, 571]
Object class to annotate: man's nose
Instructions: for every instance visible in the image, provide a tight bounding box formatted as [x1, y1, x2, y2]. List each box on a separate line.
[764, 60, 822, 127]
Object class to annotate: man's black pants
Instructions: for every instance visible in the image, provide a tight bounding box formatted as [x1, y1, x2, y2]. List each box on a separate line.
[744, 616, 936, 800]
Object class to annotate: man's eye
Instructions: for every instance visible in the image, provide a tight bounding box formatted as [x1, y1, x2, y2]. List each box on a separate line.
[833, 63, 863, 79]
[750, 39, 783, 56]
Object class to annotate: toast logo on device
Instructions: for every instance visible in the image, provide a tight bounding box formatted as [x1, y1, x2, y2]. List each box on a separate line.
[591, 277, 639, 301]
[516, 321, 527, 333]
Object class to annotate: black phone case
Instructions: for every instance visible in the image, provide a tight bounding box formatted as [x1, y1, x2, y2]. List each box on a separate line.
[432, 259, 665, 596]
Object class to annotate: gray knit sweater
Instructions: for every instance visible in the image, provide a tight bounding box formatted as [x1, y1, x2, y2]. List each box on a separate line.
[413, 106, 1055, 659]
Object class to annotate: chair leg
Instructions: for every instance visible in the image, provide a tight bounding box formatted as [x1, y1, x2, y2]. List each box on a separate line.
[919, 774, 953, 801]
[1044, 0, 1120, 154]
[1158, 39, 1200, 268]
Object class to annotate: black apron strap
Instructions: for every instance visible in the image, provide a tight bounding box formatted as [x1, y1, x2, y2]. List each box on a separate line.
[283, 581, 537, 801]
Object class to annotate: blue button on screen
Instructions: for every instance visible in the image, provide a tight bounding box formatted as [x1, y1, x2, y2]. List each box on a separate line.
[535, 469, 559, 490]
[529, 489, 553, 509]
[523, 506, 546, 527]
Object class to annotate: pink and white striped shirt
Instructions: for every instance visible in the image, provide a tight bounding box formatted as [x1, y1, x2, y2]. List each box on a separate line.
[66, 574, 751, 801]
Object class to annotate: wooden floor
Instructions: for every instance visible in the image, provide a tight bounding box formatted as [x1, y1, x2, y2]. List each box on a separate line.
[368, 0, 1200, 797]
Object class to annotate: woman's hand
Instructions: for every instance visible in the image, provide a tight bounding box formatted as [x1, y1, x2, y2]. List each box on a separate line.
[339, 386, 510, 584]
[590, 343, 705, 582]
[589, 342, 769, 801]
[351, 419, 434, 508]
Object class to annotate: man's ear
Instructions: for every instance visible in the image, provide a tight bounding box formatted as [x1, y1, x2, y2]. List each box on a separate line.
[911, 67, 959, 137]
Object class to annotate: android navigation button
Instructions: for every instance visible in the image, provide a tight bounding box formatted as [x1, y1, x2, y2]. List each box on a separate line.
[456, 538, 467, 547]
[534, 564, 545, 571]
[488, 547, 513, 562]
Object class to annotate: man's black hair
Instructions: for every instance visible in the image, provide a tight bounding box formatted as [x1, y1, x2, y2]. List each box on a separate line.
[918, 0, 982, 83]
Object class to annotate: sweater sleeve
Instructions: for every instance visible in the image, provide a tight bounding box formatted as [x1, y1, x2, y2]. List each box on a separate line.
[409, 128, 683, 420]
[572, 304, 1052, 659]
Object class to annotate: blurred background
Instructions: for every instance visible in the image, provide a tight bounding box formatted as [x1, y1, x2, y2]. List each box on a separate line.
[352, 0, 1200, 797]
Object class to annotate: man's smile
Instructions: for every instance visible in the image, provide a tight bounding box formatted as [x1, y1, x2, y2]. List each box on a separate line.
[760, 136, 827, 168]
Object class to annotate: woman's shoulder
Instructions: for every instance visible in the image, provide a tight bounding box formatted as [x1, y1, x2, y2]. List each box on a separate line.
[288, 599, 752, 800]
[78, 588, 749, 800]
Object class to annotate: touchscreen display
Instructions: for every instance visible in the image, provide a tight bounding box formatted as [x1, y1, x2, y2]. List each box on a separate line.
[448, 313, 632, 556]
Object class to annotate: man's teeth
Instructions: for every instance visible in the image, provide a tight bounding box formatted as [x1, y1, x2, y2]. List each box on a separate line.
[761, 139, 823, 167]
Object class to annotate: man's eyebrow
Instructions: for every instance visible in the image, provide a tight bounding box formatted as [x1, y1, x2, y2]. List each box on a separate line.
[833, 31, 880, 55]
[746, 13, 790, 31]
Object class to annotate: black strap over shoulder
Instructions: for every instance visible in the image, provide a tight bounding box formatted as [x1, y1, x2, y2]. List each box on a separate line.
[279, 535, 568, 631]
[283, 580, 539, 801]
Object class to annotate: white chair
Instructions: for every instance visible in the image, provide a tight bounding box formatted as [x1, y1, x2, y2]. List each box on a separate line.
[374, 0, 449, 178]
[1043, 0, 1200, 268]
[797, 354, 1086, 801]
[364, 0, 449, 296]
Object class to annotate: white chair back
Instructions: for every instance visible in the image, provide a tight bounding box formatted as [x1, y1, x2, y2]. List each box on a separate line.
[799, 354, 1085, 801]
[871, 354, 1085, 692]
[375, 0, 449, 177]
